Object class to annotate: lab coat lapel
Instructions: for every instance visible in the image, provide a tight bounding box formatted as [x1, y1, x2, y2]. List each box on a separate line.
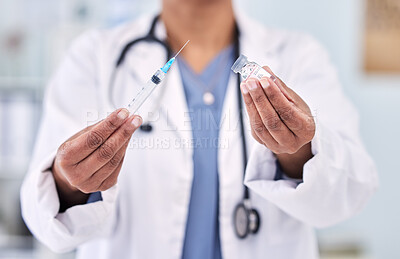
[152, 18, 194, 159]
[158, 64, 194, 157]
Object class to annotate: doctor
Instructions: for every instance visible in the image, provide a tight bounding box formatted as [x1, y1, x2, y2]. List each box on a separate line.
[21, 0, 378, 258]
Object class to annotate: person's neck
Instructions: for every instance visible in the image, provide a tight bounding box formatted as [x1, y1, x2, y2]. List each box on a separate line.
[161, 0, 235, 73]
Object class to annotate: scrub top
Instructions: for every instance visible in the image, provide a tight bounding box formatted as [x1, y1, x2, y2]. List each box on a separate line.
[178, 45, 235, 259]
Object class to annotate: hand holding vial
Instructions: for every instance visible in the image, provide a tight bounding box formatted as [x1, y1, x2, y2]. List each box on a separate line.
[232, 55, 315, 178]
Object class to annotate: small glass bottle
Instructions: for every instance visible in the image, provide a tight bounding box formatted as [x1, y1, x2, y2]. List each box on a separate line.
[231, 54, 275, 81]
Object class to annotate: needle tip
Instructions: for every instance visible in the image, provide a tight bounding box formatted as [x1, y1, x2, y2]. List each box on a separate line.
[174, 40, 190, 58]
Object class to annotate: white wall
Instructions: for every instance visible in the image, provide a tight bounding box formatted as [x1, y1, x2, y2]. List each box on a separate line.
[235, 0, 400, 258]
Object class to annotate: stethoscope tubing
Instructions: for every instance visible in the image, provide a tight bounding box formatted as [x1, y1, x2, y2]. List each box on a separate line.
[108, 14, 253, 215]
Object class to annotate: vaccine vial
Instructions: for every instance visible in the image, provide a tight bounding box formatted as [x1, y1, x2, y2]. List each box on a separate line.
[231, 54, 275, 81]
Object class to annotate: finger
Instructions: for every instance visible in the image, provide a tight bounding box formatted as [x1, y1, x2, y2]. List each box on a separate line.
[250, 128, 263, 143]
[240, 82, 279, 148]
[261, 77, 312, 136]
[66, 122, 98, 142]
[88, 140, 129, 187]
[246, 79, 296, 144]
[60, 108, 130, 163]
[76, 115, 142, 173]
[97, 163, 122, 192]
[262, 66, 293, 102]
[78, 161, 123, 194]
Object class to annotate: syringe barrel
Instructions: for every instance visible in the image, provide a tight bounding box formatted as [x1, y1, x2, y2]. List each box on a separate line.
[127, 69, 165, 114]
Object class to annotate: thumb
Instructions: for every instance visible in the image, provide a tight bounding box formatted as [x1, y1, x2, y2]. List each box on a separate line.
[262, 66, 294, 103]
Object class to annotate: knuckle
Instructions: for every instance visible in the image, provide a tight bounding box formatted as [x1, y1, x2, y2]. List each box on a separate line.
[109, 154, 122, 167]
[267, 91, 278, 102]
[254, 94, 265, 104]
[244, 97, 253, 106]
[105, 117, 119, 131]
[253, 121, 265, 134]
[98, 143, 115, 161]
[265, 116, 281, 130]
[290, 118, 304, 131]
[279, 107, 294, 121]
[86, 131, 104, 149]
[121, 127, 133, 139]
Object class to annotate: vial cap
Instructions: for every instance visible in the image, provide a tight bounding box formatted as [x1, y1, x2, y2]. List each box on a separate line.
[231, 54, 249, 74]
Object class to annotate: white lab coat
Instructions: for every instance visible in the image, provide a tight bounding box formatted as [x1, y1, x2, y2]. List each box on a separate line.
[20, 12, 378, 259]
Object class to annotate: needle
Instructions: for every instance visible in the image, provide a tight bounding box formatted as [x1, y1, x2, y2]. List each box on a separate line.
[174, 40, 190, 58]
[160, 40, 190, 73]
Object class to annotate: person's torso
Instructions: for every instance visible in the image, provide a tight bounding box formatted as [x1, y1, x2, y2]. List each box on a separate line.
[75, 13, 319, 259]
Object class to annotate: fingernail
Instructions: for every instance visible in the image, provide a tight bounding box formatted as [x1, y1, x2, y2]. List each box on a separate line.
[132, 116, 142, 127]
[117, 109, 129, 120]
[247, 80, 258, 90]
[241, 83, 249, 94]
[260, 78, 270, 88]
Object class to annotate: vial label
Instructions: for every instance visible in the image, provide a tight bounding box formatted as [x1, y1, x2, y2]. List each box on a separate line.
[241, 64, 272, 81]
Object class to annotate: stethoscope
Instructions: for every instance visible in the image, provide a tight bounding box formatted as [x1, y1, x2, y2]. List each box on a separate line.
[109, 15, 260, 239]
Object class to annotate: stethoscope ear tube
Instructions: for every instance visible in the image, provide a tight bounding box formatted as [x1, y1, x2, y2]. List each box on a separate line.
[109, 15, 173, 113]
[115, 15, 173, 67]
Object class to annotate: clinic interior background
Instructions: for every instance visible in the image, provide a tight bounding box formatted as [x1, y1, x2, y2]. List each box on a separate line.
[0, 0, 399, 258]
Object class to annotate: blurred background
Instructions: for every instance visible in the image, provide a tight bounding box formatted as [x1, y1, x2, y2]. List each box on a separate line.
[0, 0, 399, 258]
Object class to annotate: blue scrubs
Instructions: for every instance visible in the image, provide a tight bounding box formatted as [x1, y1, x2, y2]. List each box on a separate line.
[179, 46, 234, 259]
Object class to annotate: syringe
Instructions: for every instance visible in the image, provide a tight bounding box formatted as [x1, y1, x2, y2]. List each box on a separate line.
[127, 40, 190, 114]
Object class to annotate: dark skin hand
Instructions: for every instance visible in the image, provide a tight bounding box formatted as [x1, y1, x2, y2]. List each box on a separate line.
[52, 108, 142, 211]
[241, 67, 315, 179]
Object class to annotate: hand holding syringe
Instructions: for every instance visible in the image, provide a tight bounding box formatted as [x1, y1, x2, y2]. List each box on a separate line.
[127, 40, 190, 114]
[51, 40, 190, 207]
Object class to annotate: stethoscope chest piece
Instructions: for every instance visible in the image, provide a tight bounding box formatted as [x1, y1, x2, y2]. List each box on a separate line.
[234, 200, 260, 239]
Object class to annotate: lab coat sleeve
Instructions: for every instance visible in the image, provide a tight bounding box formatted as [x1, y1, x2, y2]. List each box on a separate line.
[20, 30, 118, 253]
[244, 34, 378, 228]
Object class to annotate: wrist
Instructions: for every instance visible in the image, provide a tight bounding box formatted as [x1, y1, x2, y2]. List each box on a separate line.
[52, 160, 89, 211]
[52, 160, 79, 193]
[275, 142, 313, 179]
